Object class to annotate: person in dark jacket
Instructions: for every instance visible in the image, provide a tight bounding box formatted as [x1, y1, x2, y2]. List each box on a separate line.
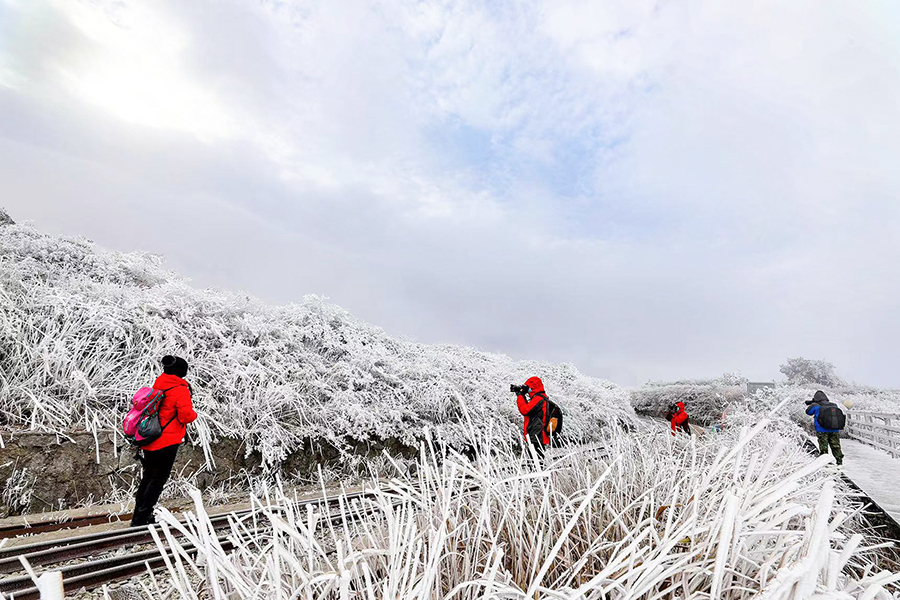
[516, 376, 550, 458]
[805, 390, 844, 466]
[131, 355, 198, 527]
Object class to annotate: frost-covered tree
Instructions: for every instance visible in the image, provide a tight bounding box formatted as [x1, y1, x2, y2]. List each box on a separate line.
[779, 357, 842, 387]
[0, 208, 13, 226]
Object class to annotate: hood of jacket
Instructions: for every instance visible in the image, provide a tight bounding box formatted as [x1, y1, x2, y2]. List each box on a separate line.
[525, 376, 545, 395]
[812, 390, 830, 404]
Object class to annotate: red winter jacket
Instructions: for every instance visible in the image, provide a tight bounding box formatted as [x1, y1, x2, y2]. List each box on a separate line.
[670, 401, 688, 433]
[141, 373, 198, 451]
[517, 376, 549, 445]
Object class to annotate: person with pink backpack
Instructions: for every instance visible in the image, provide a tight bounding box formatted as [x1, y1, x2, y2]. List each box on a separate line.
[129, 355, 197, 527]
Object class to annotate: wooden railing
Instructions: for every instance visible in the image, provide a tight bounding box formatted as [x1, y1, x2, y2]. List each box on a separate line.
[845, 412, 900, 458]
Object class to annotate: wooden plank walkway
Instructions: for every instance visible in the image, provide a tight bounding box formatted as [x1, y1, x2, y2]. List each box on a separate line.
[840, 438, 900, 525]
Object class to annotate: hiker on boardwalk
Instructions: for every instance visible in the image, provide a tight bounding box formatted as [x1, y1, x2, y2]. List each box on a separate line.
[514, 376, 553, 459]
[131, 356, 197, 527]
[805, 390, 845, 466]
[666, 400, 691, 435]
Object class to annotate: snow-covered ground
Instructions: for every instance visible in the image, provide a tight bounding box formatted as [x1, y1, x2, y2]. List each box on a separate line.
[841, 438, 900, 523]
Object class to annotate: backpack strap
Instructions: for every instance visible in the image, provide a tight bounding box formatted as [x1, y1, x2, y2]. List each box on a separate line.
[159, 383, 190, 425]
[161, 413, 179, 431]
[534, 392, 549, 423]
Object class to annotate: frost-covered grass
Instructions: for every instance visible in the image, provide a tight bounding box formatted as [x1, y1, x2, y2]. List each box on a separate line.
[631, 372, 900, 432]
[0, 221, 634, 468]
[779, 385, 900, 416]
[737, 385, 900, 436]
[630, 373, 748, 425]
[1, 467, 35, 515]
[146, 418, 900, 600]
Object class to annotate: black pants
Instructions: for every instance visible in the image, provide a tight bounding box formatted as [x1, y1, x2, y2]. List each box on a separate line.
[678, 420, 691, 435]
[132, 444, 179, 526]
[528, 433, 546, 460]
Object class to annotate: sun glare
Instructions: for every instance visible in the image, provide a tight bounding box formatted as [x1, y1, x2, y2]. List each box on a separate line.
[53, 0, 234, 141]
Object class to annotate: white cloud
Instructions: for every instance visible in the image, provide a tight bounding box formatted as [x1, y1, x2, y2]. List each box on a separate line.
[1, 0, 899, 386]
[47, 0, 237, 140]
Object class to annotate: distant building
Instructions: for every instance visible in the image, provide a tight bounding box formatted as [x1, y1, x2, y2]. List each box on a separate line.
[747, 381, 776, 396]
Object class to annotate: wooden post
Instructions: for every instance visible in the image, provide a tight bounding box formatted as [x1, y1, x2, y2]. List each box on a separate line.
[884, 415, 897, 458]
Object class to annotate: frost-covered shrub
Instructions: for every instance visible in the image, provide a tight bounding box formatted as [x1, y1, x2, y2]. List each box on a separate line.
[780, 357, 844, 387]
[0, 222, 635, 466]
[630, 373, 747, 425]
[751, 383, 900, 435]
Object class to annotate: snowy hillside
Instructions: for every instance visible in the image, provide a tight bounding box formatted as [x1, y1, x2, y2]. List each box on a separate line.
[0, 215, 634, 465]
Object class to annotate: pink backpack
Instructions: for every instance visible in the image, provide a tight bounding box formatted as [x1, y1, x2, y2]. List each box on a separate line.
[123, 386, 179, 447]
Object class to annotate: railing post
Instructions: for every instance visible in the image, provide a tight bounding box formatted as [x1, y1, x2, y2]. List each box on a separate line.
[884, 415, 897, 458]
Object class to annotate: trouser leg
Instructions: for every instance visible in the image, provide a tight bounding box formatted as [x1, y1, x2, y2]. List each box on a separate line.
[829, 434, 843, 465]
[132, 444, 179, 526]
[817, 432, 829, 455]
[527, 434, 545, 460]
[681, 420, 691, 435]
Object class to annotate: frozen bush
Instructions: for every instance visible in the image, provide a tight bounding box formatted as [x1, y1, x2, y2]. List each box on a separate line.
[630, 374, 747, 425]
[780, 357, 844, 387]
[0, 222, 636, 467]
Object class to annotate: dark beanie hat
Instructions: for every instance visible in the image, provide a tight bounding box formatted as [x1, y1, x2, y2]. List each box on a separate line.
[162, 355, 188, 378]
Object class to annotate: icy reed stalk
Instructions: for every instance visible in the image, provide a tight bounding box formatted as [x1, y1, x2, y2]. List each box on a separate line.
[152, 422, 899, 600]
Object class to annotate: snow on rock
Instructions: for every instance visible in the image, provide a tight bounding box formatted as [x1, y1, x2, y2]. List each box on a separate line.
[0, 221, 635, 465]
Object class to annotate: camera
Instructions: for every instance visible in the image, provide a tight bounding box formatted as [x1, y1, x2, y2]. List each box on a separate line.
[510, 384, 530, 395]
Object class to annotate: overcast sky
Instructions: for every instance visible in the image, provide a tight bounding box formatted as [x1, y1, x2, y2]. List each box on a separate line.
[1, 0, 899, 387]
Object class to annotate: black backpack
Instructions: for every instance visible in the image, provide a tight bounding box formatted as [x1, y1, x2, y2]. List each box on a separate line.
[533, 393, 563, 437]
[546, 399, 563, 437]
[818, 403, 846, 430]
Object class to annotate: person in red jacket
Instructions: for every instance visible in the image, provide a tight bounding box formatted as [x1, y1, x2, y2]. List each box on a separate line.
[666, 401, 691, 436]
[515, 376, 550, 458]
[131, 355, 198, 527]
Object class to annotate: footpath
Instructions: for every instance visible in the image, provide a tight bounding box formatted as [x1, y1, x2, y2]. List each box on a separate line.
[840, 438, 900, 525]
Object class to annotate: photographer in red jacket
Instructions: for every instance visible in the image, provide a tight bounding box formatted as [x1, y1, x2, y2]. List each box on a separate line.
[131, 355, 198, 527]
[513, 376, 550, 458]
[666, 401, 691, 436]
